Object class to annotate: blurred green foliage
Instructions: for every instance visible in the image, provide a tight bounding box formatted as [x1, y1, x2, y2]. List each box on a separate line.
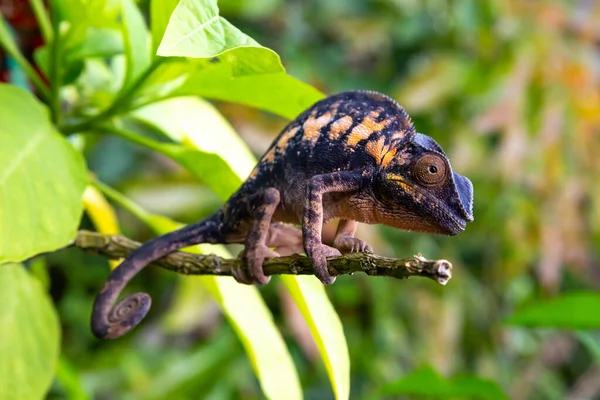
[1, 0, 600, 399]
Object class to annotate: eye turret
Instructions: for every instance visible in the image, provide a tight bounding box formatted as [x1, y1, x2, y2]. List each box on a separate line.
[413, 153, 448, 186]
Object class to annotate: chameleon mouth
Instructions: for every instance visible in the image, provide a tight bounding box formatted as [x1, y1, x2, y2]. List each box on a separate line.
[388, 176, 468, 235]
[447, 213, 467, 235]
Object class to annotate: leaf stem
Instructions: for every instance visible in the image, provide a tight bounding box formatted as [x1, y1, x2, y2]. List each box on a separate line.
[96, 124, 168, 154]
[92, 179, 151, 223]
[48, 4, 61, 124]
[28, 0, 53, 43]
[61, 59, 165, 134]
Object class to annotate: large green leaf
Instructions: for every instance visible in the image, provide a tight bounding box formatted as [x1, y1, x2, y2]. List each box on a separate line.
[382, 366, 508, 400]
[134, 59, 324, 119]
[156, 0, 283, 75]
[506, 292, 600, 329]
[0, 263, 60, 400]
[0, 85, 88, 263]
[132, 96, 256, 187]
[151, 219, 303, 400]
[105, 123, 244, 201]
[96, 185, 303, 400]
[176, 63, 324, 119]
[281, 276, 350, 400]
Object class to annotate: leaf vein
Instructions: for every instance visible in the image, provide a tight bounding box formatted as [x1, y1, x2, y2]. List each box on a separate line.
[163, 15, 220, 51]
[0, 130, 45, 185]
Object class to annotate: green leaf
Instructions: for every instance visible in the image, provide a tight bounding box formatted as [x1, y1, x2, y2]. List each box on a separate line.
[156, 0, 283, 75]
[0, 85, 88, 263]
[121, 0, 151, 89]
[150, 0, 180, 55]
[201, 274, 303, 400]
[173, 61, 324, 120]
[280, 275, 350, 400]
[132, 96, 257, 185]
[105, 124, 244, 201]
[382, 366, 508, 400]
[0, 263, 60, 400]
[506, 292, 600, 329]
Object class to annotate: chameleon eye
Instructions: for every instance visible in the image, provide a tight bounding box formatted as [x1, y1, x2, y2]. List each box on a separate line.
[413, 153, 448, 186]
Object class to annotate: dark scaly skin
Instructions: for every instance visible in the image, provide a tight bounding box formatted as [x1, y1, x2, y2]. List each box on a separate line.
[91, 90, 474, 339]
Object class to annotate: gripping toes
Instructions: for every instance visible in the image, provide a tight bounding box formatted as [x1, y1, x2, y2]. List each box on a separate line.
[306, 243, 341, 285]
[333, 236, 373, 254]
[233, 245, 279, 285]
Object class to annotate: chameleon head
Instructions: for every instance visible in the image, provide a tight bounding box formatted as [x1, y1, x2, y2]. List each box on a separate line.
[374, 133, 474, 235]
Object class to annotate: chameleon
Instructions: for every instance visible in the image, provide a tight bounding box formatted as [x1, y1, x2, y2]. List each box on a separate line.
[91, 90, 474, 339]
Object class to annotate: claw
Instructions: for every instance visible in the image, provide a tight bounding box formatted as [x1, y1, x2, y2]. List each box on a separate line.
[333, 236, 373, 255]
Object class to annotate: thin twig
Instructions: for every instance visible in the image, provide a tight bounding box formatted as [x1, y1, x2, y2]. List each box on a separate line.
[73, 230, 453, 285]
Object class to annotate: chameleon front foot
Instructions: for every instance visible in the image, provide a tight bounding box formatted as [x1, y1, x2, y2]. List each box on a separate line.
[233, 245, 278, 285]
[306, 244, 341, 284]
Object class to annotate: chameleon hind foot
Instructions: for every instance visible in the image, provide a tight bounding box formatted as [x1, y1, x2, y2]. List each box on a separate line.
[233, 245, 279, 285]
[333, 236, 373, 254]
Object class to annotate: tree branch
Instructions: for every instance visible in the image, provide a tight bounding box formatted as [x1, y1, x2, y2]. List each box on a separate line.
[73, 230, 453, 285]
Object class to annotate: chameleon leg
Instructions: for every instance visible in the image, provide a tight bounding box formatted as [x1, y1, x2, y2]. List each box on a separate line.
[303, 171, 363, 284]
[332, 219, 373, 254]
[233, 187, 281, 285]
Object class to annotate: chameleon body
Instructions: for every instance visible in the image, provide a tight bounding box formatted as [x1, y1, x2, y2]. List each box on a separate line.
[92, 90, 474, 339]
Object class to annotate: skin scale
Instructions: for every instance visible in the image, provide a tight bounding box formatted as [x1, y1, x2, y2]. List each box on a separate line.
[91, 90, 474, 339]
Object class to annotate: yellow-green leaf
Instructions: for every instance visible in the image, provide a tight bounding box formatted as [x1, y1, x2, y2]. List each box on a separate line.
[280, 275, 350, 400]
[132, 96, 256, 184]
[83, 185, 121, 269]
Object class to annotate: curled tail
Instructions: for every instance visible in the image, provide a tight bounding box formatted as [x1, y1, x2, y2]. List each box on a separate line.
[91, 213, 222, 339]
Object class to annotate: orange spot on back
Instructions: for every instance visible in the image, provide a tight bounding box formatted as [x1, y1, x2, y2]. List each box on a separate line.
[345, 111, 391, 146]
[329, 116, 353, 140]
[346, 124, 371, 146]
[365, 136, 387, 164]
[277, 126, 300, 150]
[262, 146, 276, 164]
[363, 115, 391, 133]
[303, 112, 333, 145]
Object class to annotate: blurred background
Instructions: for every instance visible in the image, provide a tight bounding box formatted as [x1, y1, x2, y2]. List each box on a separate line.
[3, 0, 600, 399]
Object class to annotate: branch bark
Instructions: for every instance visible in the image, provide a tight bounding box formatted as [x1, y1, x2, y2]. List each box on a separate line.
[73, 230, 453, 285]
